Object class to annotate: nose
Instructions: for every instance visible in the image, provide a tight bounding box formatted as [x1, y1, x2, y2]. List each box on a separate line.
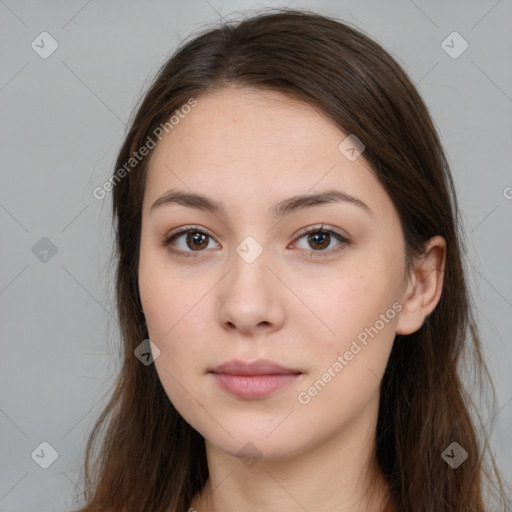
[215, 249, 286, 336]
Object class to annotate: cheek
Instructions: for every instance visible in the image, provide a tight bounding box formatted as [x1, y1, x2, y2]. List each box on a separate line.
[295, 249, 402, 399]
[306, 282, 398, 386]
[140, 270, 209, 418]
[139, 243, 206, 339]
[305, 253, 402, 349]
[138, 254, 211, 406]
[295, 284, 398, 428]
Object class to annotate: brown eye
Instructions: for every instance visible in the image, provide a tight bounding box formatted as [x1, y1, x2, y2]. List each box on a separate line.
[307, 230, 331, 250]
[186, 231, 209, 251]
[163, 226, 220, 258]
[293, 225, 350, 258]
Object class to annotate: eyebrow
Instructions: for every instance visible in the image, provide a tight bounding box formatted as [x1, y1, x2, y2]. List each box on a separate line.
[150, 188, 373, 218]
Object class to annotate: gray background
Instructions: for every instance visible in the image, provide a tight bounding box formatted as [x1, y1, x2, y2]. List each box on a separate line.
[1, 0, 511, 510]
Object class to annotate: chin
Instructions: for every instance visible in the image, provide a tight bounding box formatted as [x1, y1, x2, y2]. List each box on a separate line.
[198, 422, 311, 463]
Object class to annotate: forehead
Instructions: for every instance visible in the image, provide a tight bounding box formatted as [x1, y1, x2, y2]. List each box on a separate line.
[153, 86, 340, 165]
[143, 86, 393, 221]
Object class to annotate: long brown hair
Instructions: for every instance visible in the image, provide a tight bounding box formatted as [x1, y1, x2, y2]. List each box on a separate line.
[74, 8, 509, 512]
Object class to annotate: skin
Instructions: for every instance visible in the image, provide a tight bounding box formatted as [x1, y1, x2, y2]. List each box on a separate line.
[138, 86, 446, 512]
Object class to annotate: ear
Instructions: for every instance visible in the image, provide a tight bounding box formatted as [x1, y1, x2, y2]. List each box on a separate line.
[396, 235, 446, 335]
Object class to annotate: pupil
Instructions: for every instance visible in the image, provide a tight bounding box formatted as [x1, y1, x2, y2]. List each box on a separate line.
[187, 232, 207, 250]
[309, 231, 330, 250]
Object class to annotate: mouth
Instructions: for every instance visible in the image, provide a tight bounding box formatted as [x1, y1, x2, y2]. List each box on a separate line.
[209, 359, 303, 399]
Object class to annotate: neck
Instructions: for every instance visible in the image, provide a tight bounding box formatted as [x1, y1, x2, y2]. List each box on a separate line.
[189, 392, 391, 512]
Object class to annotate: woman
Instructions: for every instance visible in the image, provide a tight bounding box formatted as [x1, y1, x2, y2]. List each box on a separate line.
[75, 9, 509, 512]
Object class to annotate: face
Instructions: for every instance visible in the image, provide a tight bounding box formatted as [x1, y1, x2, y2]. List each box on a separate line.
[138, 86, 409, 461]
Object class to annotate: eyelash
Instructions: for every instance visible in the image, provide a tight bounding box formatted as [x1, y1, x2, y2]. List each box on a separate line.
[162, 224, 349, 259]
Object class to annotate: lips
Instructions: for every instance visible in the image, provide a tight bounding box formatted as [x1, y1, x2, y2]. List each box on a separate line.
[209, 359, 303, 399]
[210, 359, 302, 376]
